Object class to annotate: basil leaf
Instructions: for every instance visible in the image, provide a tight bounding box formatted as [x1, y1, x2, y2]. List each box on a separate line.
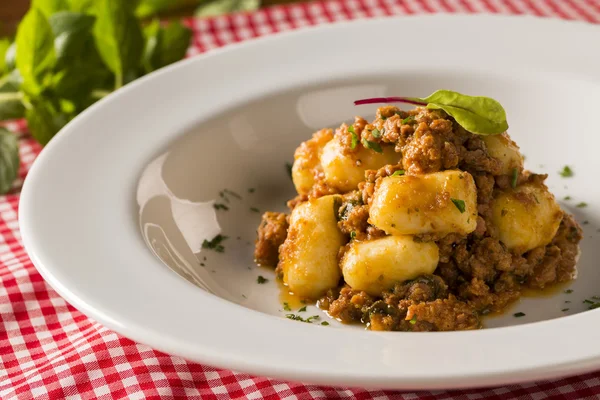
[136, 0, 199, 18]
[409, 90, 508, 135]
[142, 20, 161, 73]
[15, 8, 56, 95]
[68, 0, 96, 13]
[0, 39, 10, 74]
[4, 43, 16, 72]
[93, 0, 144, 88]
[49, 12, 96, 68]
[0, 128, 20, 195]
[26, 97, 69, 145]
[0, 78, 25, 120]
[158, 21, 191, 67]
[32, 0, 70, 17]
[196, 0, 260, 17]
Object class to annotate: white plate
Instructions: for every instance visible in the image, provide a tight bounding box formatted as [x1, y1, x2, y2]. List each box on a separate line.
[20, 15, 600, 390]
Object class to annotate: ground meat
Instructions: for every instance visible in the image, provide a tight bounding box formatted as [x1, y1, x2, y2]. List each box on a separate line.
[258, 105, 583, 332]
[254, 212, 289, 267]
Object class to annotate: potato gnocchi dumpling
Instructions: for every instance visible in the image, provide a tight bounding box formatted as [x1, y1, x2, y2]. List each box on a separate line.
[255, 103, 581, 332]
[369, 170, 477, 236]
[492, 183, 563, 254]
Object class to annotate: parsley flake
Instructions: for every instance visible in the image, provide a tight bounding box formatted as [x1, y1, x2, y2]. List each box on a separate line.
[576, 202, 588, 208]
[511, 168, 518, 189]
[409, 315, 417, 325]
[564, 289, 574, 294]
[564, 196, 571, 200]
[213, 203, 229, 211]
[451, 198, 466, 213]
[350, 231, 356, 240]
[202, 234, 228, 253]
[250, 207, 260, 213]
[321, 321, 329, 326]
[391, 170, 405, 177]
[559, 166, 573, 178]
[348, 125, 358, 149]
[513, 312, 526, 318]
[362, 139, 383, 153]
[298, 306, 307, 312]
[371, 128, 381, 138]
[283, 302, 291, 311]
[401, 116, 414, 124]
[257, 275, 268, 284]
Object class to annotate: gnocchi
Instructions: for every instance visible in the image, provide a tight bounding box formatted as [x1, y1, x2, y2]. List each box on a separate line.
[369, 170, 478, 236]
[482, 133, 524, 175]
[291, 128, 333, 195]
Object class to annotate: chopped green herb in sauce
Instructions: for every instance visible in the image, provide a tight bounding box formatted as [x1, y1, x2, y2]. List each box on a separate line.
[513, 312, 526, 318]
[224, 189, 241, 199]
[257, 275, 268, 284]
[451, 198, 466, 213]
[213, 203, 229, 211]
[559, 166, 573, 178]
[248, 188, 255, 193]
[371, 129, 381, 138]
[348, 125, 359, 149]
[401, 116, 414, 124]
[362, 139, 383, 153]
[298, 306, 307, 312]
[350, 231, 356, 240]
[202, 234, 228, 253]
[285, 314, 320, 323]
[561, 308, 569, 312]
[576, 202, 588, 208]
[409, 316, 417, 325]
[250, 207, 260, 213]
[283, 302, 291, 311]
[391, 170, 405, 177]
[511, 168, 518, 189]
[564, 289, 574, 294]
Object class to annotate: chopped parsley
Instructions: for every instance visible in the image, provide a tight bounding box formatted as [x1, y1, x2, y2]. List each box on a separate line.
[513, 312, 526, 318]
[242, 294, 247, 299]
[451, 198, 466, 213]
[559, 166, 573, 178]
[285, 314, 320, 323]
[561, 308, 569, 312]
[583, 220, 589, 225]
[350, 231, 356, 240]
[583, 299, 594, 304]
[371, 128, 381, 138]
[321, 321, 329, 326]
[248, 188, 255, 193]
[564, 289, 574, 294]
[409, 315, 417, 325]
[564, 196, 571, 200]
[283, 302, 291, 311]
[576, 202, 588, 208]
[298, 306, 307, 312]
[257, 275, 268, 284]
[285, 162, 293, 178]
[362, 138, 383, 153]
[213, 203, 229, 211]
[202, 234, 228, 253]
[511, 168, 518, 189]
[401, 116, 414, 124]
[391, 170, 405, 177]
[200, 263, 205, 267]
[250, 207, 260, 213]
[348, 125, 358, 149]
[224, 189, 241, 199]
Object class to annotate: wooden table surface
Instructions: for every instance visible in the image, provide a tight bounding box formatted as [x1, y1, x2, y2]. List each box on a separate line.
[0, 0, 305, 37]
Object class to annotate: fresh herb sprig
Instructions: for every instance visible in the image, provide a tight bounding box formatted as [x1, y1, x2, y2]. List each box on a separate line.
[355, 90, 508, 135]
[0, 0, 192, 194]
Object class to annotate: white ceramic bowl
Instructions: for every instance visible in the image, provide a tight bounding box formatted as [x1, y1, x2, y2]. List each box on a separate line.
[20, 15, 600, 390]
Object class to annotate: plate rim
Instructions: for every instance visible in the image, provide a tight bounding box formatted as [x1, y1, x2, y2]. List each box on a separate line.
[19, 13, 600, 390]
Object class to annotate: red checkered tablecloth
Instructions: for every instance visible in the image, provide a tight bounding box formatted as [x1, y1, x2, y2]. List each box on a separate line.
[2, 1, 600, 399]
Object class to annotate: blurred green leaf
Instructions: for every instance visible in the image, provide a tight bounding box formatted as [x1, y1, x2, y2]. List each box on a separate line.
[32, 0, 70, 18]
[25, 96, 69, 145]
[15, 8, 56, 95]
[196, 0, 260, 17]
[143, 20, 191, 73]
[4, 43, 16, 72]
[67, 0, 95, 13]
[0, 39, 10, 74]
[93, 0, 144, 88]
[136, 0, 200, 18]
[0, 128, 20, 195]
[49, 12, 96, 67]
[0, 74, 25, 120]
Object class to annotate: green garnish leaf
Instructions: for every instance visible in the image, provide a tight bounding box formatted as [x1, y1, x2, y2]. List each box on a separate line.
[559, 166, 573, 178]
[25, 98, 68, 145]
[0, 79, 25, 120]
[362, 138, 382, 153]
[321, 321, 329, 326]
[257, 275, 268, 284]
[298, 306, 307, 312]
[283, 302, 291, 311]
[513, 312, 526, 318]
[511, 168, 518, 189]
[142, 19, 192, 73]
[409, 315, 417, 325]
[391, 170, 405, 177]
[451, 198, 466, 213]
[371, 128, 381, 138]
[0, 128, 20, 195]
[576, 202, 588, 208]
